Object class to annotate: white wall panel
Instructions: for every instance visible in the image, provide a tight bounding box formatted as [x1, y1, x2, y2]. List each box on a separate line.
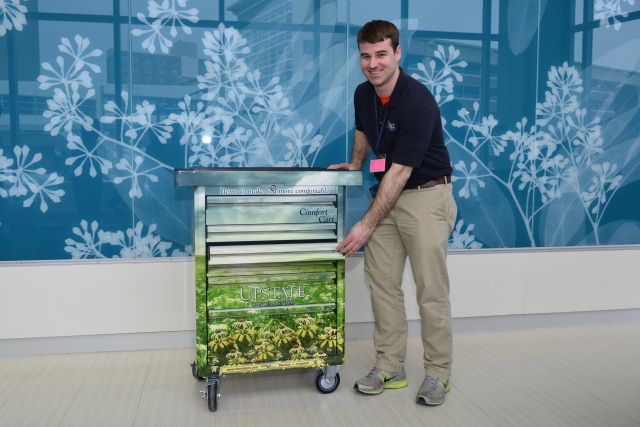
[449, 252, 528, 318]
[137, 260, 195, 333]
[0, 259, 193, 340]
[524, 249, 640, 314]
[1, 248, 639, 342]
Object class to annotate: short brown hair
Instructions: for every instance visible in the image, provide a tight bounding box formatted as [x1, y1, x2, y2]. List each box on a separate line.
[357, 20, 399, 51]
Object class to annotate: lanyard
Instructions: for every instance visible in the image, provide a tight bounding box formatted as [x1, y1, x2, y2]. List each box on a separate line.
[373, 92, 388, 153]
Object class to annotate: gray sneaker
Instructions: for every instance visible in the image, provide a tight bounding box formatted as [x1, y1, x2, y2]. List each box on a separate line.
[415, 376, 451, 405]
[354, 367, 408, 394]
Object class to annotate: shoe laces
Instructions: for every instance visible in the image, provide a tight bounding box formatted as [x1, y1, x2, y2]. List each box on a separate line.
[422, 376, 441, 391]
[366, 367, 383, 379]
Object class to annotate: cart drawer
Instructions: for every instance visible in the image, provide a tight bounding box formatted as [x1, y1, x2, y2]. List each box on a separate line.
[208, 303, 336, 318]
[206, 205, 338, 225]
[207, 223, 337, 243]
[208, 270, 336, 285]
[208, 260, 339, 277]
[207, 282, 336, 312]
[208, 243, 344, 265]
[207, 195, 337, 205]
[207, 260, 338, 312]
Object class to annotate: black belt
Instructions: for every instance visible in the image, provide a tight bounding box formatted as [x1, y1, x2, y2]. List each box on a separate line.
[403, 175, 450, 190]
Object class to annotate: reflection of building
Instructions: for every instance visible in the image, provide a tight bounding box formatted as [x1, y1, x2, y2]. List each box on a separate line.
[106, 41, 205, 86]
[0, 1, 41, 144]
[404, 39, 500, 114]
[0, 4, 40, 82]
[2, 9, 639, 133]
[227, 0, 297, 83]
[405, 38, 640, 122]
[586, 65, 640, 120]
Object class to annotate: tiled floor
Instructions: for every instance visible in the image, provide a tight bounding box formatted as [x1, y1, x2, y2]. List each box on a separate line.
[1, 322, 640, 427]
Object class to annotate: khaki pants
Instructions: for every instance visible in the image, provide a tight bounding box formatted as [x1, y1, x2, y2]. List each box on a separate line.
[364, 183, 457, 380]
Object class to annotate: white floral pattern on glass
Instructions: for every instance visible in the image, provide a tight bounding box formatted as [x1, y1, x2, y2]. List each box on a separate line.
[440, 58, 627, 246]
[0, 145, 65, 213]
[595, 0, 636, 30]
[449, 220, 483, 249]
[64, 220, 194, 259]
[131, 0, 199, 54]
[31, 23, 328, 257]
[0, 0, 28, 36]
[412, 45, 468, 107]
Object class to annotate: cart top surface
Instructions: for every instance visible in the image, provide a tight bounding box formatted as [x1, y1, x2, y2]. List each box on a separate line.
[174, 167, 363, 187]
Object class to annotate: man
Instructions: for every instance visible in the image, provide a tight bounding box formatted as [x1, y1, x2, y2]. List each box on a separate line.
[329, 20, 457, 406]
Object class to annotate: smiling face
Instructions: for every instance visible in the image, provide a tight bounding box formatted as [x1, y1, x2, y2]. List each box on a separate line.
[359, 38, 402, 97]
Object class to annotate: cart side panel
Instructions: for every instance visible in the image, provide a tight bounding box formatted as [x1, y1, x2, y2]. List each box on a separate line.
[336, 259, 346, 361]
[195, 254, 209, 376]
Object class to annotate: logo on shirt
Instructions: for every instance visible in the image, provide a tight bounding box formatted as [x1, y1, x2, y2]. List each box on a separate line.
[387, 121, 396, 132]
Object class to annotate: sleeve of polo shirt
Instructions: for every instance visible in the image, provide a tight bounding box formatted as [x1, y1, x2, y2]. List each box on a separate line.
[355, 111, 363, 132]
[391, 102, 437, 168]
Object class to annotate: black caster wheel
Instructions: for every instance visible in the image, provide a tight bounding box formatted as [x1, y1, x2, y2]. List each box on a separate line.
[207, 381, 218, 412]
[191, 361, 205, 381]
[315, 369, 340, 394]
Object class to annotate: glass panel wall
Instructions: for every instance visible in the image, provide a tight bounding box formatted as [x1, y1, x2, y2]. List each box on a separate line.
[1, 0, 639, 260]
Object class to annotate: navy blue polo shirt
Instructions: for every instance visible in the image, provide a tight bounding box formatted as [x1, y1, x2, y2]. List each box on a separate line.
[354, 68, 452, 186]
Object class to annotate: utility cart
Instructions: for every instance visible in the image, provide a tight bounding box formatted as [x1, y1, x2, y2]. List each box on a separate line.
[174, 167, 363, 412]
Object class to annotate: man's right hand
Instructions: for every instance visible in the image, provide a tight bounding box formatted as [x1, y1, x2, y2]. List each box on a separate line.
[336, 221, 373, 257]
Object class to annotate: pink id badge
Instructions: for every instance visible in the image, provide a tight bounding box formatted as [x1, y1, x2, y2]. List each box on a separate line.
[370, 158, 386, 172]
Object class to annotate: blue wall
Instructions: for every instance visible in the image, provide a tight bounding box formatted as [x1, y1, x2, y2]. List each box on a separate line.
[0, 0, 639, 261]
